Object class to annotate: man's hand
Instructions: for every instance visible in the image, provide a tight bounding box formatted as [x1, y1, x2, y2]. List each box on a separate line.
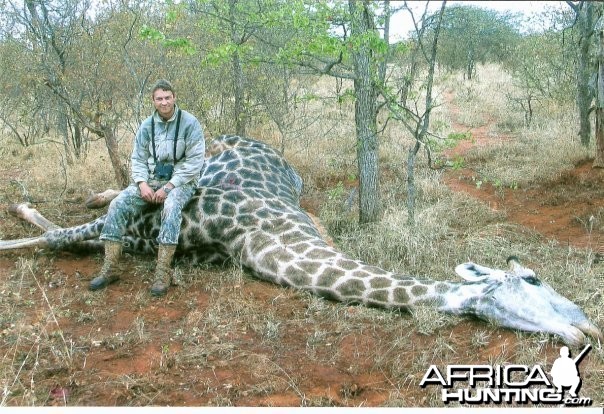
[153, 183, 174, 204]
[138, 182, 155, 203]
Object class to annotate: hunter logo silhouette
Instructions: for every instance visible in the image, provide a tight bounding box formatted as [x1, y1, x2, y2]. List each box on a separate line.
[420, 343, 594, 406]
[550, 344, 591, 398]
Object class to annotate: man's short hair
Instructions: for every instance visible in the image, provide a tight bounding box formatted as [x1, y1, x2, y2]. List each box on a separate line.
[151, 79, 175, 96]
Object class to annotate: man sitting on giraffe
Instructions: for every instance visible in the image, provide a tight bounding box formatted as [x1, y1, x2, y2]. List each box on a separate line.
[89, 79, 205, 296]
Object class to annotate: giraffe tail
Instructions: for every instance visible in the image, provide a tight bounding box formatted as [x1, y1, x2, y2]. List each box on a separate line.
[0, 236, 48, 250]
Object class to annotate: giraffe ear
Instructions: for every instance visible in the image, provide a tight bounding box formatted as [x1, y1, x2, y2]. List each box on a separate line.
[455, 262, 506, 282]
[506, 256, 536, 277]
[507, 256, 523, 273]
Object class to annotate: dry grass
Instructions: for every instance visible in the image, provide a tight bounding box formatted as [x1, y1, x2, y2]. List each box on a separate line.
[0, 63, 602, 407]
[448, 64, 591, 189]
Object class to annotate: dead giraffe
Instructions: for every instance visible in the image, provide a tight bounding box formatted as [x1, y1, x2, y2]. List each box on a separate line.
[1, 135, 601, 346]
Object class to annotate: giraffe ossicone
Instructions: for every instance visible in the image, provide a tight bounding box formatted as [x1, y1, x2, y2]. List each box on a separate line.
[1, 135, 601, 346]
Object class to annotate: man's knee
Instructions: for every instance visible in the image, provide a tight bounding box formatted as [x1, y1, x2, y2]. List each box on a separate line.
[164, 189, 193, 211]
[109, 186, 135, 207]
[108, 195, 127, 211]
[162, 197, 178, 214]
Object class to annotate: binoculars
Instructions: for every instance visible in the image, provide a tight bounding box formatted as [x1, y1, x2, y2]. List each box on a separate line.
[155, 162, 174, 180]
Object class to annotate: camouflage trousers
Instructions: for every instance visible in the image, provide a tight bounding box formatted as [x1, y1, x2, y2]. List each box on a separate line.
[99, 181, 197, 245]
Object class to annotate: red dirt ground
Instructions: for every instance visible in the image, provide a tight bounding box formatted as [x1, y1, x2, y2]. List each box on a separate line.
[1, 92, 602, 407]
[443, 92, 604, 252]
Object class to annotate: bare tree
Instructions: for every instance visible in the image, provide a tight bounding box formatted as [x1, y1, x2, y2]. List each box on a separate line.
[566, 0, 603, 147]
[594, 30, 604, 168]
[385, 1, 447, 225]
[190, 0, 266, 136]
[5, 0, 148, 187]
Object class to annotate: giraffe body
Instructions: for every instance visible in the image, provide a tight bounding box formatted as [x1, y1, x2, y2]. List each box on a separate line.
[1, 135, 601, 346]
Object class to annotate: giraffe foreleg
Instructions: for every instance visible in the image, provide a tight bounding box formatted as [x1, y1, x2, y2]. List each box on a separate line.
[1, 201, 107, 252]
[5, 203, 103, 252]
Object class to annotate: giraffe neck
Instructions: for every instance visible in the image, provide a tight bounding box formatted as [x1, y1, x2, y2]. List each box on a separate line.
[238, 229, 484, 312]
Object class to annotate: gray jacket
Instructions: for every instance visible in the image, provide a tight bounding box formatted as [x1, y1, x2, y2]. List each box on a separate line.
[131, 106, 205, 188]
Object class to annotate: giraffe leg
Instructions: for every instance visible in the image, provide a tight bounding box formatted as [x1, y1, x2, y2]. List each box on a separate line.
[9, 203, 61, 231]
[0, 236, 48, 250]
[85, 189, 121, 209]
[4, 203, 104, 252]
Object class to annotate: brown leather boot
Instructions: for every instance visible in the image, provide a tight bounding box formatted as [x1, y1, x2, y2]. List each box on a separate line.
[89, 241, 122, 291]
[150, 244, 176, 297]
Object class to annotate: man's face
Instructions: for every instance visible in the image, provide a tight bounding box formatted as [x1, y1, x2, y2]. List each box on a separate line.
[153, 89, 176, 120]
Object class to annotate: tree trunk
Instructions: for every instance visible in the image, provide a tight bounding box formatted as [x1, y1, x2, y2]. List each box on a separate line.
[595, 109, 604, 167]
[231, 49, 246, 136]
[406, 1, 446, 225]
[229, 0, 246, 137]
[594, 30, 604, 168]
[377, 0, 391, 87]
[407, 141, 421, 225]
[58, 112, 74, 166]
[102, 125, 129, 188]
[576, 2, 595, 147]
[349, 0, 381, 224]
[466, 49, 474, 80]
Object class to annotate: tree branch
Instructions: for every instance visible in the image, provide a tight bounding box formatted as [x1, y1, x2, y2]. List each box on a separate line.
[43, 80, 105, 137]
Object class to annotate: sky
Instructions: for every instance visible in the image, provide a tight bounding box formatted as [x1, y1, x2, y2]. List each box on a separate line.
[389, 1, 567, 41]
[452, 0, 559, 13]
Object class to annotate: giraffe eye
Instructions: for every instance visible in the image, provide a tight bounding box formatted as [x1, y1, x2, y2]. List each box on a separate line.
[523, 276, 541, 286]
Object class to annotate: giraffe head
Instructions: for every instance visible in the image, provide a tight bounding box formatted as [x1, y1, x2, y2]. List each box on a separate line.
[455, 256, 602, 346]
